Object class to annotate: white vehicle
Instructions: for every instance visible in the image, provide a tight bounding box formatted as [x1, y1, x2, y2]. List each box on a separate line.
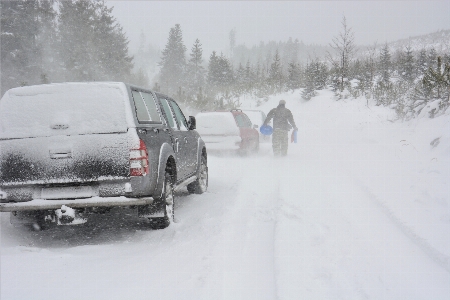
[195, 110, 259, 154]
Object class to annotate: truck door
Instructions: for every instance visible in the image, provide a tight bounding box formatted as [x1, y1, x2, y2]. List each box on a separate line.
[158, 97, 189, 181]
[168, 99, 198, 177]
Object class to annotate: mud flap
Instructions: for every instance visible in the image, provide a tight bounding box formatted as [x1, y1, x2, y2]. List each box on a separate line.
[137, 202, 165, 218]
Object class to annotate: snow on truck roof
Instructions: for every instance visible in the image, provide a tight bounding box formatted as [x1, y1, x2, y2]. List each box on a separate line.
[0, 82, 136, 139]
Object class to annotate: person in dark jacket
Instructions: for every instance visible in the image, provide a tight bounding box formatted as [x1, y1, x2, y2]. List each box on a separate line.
[263, 100, 297, 156]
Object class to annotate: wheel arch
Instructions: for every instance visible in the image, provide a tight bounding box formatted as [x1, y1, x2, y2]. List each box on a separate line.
[155, 143, 177, 198]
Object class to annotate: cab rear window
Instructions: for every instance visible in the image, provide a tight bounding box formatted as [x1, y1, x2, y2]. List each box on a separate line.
[131, 91, 162, 124]
[234, 114, 252, 128]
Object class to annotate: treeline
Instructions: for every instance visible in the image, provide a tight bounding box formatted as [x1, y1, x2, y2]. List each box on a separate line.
[335, 44, 450, 119]
[156, 24, 328, 110]
[2, 2, 448, 120]
[319, 18, 450, 120]
[0, 0, 140, 96]
[157, 21, 450, 119]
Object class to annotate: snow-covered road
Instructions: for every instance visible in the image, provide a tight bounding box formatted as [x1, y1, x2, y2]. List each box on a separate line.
[1, 90, 449, 299]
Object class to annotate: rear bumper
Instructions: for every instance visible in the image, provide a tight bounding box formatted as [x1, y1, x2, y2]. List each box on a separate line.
[0, 196, 154, 212]
[0, 177, 151, 202]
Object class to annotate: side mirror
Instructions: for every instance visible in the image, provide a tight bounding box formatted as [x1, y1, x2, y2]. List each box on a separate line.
[188, 116, 196, 130]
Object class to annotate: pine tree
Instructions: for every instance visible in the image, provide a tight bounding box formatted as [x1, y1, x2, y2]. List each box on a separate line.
[244, 60, 254, 92]
[422, 56, 450, 100]
[302, 59, 328, 100]
[355, 57, 375, 99]
[1, 0, 133, 94]
[269, 49, 283, 93]
[1, 0, 41, 94]
[444, 54, 450, 66]
[36, 0, 58, 83]
[217, 53, 234, 87]
[379, 43, 392, 85]
[186, 38, 206, 100]
[235, 63, 246, 94]
[327, 16, 356, 95]
[373, 44, 395, 106]
[207, 52, 233, 93]
[286, 61, 301, 91]
[93, 1, 133, 81]
[159, 24, 187, 94]
[57, 0, 133, 82]
[302, 61, 316, 100]
[417, 49, 428, 77]
[207, 51, 219, 86]
[58, 0, 96, 81]
[400, 45, 415, 84]
[427, 48, 437, 68]
[314, 60, 328, 89]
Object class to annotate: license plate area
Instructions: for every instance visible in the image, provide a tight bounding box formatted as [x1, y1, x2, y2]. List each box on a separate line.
[41, 185, 99, 200]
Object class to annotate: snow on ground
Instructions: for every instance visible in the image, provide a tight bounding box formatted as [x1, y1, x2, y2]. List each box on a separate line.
[1, 89, 449, 299]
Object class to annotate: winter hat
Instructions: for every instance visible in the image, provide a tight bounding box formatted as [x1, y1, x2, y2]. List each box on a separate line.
[279, 100, 286, 105]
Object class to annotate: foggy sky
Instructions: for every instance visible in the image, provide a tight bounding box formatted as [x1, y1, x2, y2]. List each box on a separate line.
[109, 1, 450, 54]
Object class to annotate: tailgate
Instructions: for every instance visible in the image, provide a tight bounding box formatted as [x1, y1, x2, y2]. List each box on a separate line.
[0, 133, 130, 186]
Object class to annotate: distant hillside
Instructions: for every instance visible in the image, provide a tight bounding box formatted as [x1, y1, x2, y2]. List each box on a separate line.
[232, 29, 450, 69]
[387, 29, 450, 52]
[357, 29, 450, 58]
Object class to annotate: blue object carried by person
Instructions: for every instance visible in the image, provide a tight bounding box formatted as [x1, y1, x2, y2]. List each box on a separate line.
[291, 130, 297, 143]
[260, 125, 273, 136]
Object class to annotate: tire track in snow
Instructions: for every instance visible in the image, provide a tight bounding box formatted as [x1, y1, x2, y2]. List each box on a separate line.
[354, 178, 450, 274]
[268, 159, 299, 300]
[193, 155, 280, 299]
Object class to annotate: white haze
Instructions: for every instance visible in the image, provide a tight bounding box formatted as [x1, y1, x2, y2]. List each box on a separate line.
[109, 0, 450, 54]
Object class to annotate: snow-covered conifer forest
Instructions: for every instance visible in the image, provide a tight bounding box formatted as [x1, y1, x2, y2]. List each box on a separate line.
[1, 1, 450, 299]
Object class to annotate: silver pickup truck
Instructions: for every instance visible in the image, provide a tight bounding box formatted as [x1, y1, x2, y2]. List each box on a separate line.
[0, 82, 208, 229]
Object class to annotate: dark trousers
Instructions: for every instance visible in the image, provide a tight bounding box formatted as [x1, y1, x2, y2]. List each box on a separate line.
[272, 129, 288, 156]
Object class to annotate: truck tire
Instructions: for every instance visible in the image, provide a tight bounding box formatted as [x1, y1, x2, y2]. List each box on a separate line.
[148, 171, 174, 229]
[187, 156, 208, 194]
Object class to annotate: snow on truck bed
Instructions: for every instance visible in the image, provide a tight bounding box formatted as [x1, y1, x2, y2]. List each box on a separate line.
[0, 82, 134, 139]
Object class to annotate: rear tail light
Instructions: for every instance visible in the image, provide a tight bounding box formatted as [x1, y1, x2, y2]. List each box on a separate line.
[130, 139, 149, 176]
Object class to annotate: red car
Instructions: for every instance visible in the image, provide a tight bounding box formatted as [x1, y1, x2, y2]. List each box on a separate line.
[195, 109, 259, 154]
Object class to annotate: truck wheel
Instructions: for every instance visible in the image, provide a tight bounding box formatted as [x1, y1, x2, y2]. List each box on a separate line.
[148, 171, 174, 229]
[187, 156, 208, 194]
